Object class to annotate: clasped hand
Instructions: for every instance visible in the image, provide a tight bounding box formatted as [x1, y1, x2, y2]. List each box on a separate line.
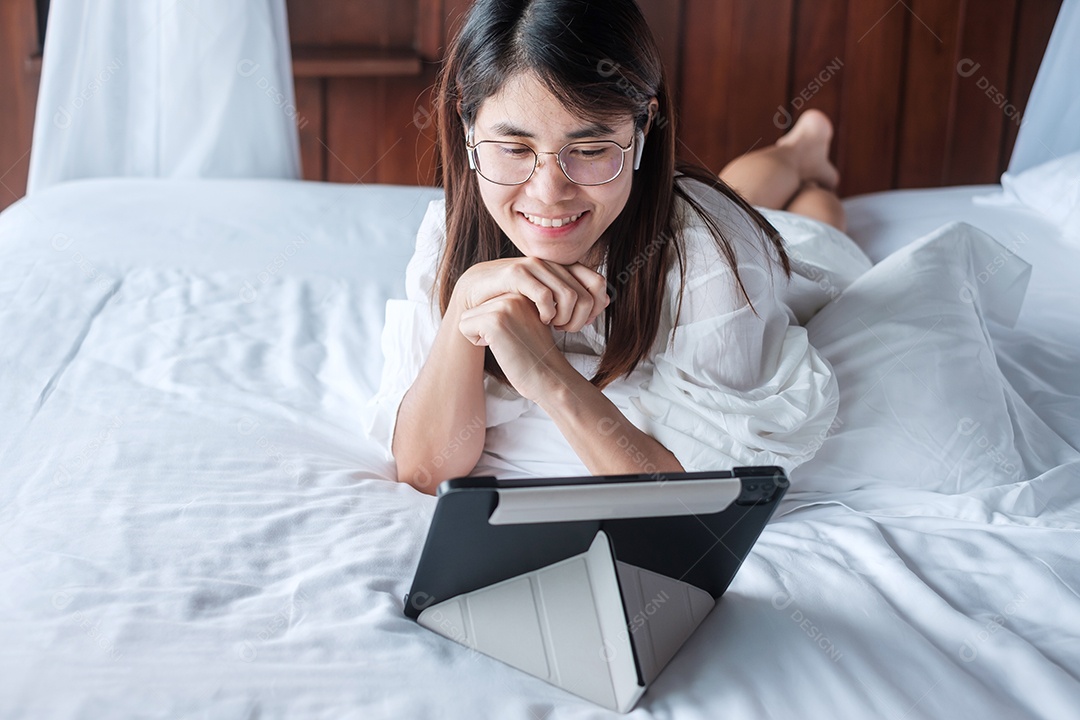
[453, 257, 610, 402]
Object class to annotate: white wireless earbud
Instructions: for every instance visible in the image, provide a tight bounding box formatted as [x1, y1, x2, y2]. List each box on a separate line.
[633, 129, 645, 170]
[466, 126, 477, 170]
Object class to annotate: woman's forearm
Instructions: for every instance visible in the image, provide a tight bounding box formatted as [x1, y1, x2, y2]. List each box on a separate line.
[392, 301, 488, 494]
[535, 366, 685, 476]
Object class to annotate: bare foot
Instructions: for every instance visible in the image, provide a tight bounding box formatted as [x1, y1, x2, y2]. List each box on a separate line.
[775, 109, 840, 191]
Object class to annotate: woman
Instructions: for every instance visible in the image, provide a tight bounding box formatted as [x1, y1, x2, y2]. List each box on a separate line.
[364, 0, 846, 494]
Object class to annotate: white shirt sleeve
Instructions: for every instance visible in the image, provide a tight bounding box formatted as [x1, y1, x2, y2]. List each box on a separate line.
[360, 199, 446, 463]
[623, 190, 840, 474]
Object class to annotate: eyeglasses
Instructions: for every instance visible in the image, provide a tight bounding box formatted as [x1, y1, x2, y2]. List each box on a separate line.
[466, 127, 636, 186]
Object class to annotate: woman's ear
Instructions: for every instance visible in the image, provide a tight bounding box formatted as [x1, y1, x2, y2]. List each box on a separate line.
[644, 97, 659, 135]
[634, 98, 659, 170]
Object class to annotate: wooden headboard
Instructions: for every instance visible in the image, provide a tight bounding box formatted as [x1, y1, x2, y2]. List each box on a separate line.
[285, 0, 1062, 197]
[0, 0, 1061, 210]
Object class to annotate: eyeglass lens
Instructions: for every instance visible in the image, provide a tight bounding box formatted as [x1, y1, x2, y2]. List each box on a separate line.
[473, 142, 625, 185]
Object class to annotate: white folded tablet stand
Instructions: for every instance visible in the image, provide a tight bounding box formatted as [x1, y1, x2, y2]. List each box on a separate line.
[404, 468, 788, 712]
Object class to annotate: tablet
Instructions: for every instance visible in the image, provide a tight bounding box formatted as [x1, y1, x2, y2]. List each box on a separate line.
[403, 466, 788, 712]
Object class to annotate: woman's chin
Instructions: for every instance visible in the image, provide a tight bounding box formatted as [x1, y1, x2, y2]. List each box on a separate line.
[514, 233, 601, 267]
[519, 245, 587, 267]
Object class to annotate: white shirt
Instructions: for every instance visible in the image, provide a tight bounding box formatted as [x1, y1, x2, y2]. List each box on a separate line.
[362, 182, 854, 479]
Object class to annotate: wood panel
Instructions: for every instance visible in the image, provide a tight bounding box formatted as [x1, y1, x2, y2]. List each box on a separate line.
[635, 0, 682, 98]
[443, 0, 475, 44]
[726, 0, 795, 159]
[946, 0, 1019, 185]
[285, 0, 418, 48]
[323, 69, 440, 186]
[324, 77, 382, 184]
[677, 0, 736, 171]
[0, 0, 1064, 211]
[0, 0, 41, 210]
[377, 68, 440, 185]
[417, 0, 445, 59]
[294, 77, 325, 181]
[895, 0, 963, 188]
[838, 0, 907, 195]
[788, 0, 847, 141]
[1000, 0, 1062, 175]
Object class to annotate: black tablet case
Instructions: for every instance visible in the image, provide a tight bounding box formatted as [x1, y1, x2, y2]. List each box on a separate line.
[405, 466, 788, 620]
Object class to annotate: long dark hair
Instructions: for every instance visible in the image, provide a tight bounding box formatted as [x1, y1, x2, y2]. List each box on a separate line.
[434, 0, 790, 390]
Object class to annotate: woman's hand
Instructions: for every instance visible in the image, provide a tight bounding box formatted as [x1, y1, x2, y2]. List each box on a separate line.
[456, 292, 573, 402]
[451, 257, 610, 334]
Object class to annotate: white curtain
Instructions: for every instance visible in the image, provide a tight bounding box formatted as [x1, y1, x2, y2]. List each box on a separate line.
[1008, 0, 1080, 174]
[27, 0, 301, 194]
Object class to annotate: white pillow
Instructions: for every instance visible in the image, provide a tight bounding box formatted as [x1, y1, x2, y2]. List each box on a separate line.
[789, 221, 1054, 495]
[995, 151, 1080, 241]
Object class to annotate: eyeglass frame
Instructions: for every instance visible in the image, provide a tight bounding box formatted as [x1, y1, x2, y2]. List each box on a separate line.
[465, 126, 644, 187]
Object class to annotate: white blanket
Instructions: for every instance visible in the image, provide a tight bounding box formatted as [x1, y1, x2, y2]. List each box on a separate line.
[1, 178, 1077, 719]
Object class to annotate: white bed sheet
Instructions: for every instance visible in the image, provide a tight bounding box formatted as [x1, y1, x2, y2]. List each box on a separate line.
[1, 178, 1078, 719]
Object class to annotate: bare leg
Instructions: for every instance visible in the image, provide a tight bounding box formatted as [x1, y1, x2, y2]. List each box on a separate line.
[785, 182, 846, 232]
[719, 109, 845, 229]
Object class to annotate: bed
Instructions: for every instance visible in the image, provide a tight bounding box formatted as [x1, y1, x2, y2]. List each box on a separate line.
[3, 3, 1079, 719]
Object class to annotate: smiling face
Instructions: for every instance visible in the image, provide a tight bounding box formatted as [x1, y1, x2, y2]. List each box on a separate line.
[470, 72, 638, 269]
